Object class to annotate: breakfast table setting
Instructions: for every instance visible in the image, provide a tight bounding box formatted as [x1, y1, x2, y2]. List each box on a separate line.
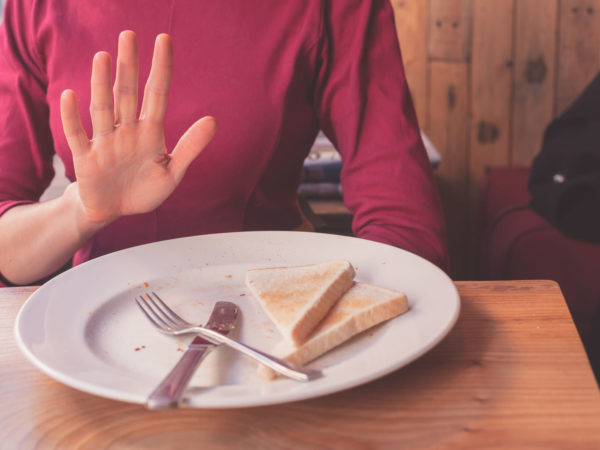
[1, 231, 599, 449]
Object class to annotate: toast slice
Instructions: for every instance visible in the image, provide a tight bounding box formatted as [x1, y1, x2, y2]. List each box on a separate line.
[257, 282, 408, 380]
[245, 260, 355, 346]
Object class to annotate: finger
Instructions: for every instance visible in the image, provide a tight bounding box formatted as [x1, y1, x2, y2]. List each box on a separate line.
[114, 30, 139, 124]
[140, 33, 172, 122]
[61, 90, 90, 156]
[90, 51, 115, 137]
[169, 116, 217, 181]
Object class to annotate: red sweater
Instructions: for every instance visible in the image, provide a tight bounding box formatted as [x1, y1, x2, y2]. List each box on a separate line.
[0, 0, 448, 276]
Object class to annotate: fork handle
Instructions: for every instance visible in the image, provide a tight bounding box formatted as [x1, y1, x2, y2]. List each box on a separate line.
[191, 326, 322, 382]
[146, 345, 212, 409]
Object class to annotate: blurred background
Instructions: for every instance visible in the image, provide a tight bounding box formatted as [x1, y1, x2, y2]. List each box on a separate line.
[390, 0, 600, 279]
[2, 0, 598, 282]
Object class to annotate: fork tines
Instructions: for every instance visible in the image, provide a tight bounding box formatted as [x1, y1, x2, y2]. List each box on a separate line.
[135, 291, 187, 333]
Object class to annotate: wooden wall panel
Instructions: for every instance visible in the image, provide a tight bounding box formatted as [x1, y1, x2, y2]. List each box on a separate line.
[556, 0, 600, 114]
[387, 0, 599, 278]
[511, 0, 558, 165]
[428, 0, 471, 61]
[428, 62, 469, 279]
[469, 0, 514, 189]
[468, 0, 514, 274]
[390, 0, 430, 129]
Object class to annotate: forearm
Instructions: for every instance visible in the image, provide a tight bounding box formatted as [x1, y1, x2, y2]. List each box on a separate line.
[0, 183, 108, 285]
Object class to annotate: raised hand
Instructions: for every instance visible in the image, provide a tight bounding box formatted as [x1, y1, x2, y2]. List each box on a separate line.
[60, 31, 216, 224]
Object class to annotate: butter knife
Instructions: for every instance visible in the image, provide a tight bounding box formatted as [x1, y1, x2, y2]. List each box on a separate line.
[146, 301, 238, 409]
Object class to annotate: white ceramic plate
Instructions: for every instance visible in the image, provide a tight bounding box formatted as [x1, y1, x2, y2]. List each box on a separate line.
[15, 231, 459, 408]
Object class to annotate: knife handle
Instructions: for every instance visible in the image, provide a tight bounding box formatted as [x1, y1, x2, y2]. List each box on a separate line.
[146, 346, 211, 410]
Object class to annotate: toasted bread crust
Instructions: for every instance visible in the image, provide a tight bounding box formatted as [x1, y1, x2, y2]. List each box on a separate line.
[246, 260, 355, 346]
[258, 282, 408, 380]
[289, 267, 355, 345]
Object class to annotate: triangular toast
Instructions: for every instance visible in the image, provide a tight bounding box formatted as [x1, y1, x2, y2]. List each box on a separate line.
[257, 282, 409, 379]
[245, 260, 355, 346]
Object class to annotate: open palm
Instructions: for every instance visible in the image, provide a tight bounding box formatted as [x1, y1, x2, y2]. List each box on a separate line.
[60, 31, 216, 223]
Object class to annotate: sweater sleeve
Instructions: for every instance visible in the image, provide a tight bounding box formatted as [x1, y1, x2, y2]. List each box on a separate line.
[314, 0, 448, 270]
[0, 0, 55, 216]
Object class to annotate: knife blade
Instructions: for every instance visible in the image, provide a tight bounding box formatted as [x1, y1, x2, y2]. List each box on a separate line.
[146, 301, 239, 409]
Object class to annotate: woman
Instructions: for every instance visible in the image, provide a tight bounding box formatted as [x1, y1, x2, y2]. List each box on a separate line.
[0, 0, 447, 285]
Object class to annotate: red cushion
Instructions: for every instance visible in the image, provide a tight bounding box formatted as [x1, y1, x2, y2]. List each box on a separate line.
[479, 166, 600, 379]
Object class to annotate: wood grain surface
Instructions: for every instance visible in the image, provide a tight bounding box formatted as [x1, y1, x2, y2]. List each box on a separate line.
[428, 60, 469, 280]
[467, 0, 514, 277]
[391, 0, 429, 129]
[1, 281, 599, 449]
[428, 0, 471, 61]
[512, 0, 558, 166]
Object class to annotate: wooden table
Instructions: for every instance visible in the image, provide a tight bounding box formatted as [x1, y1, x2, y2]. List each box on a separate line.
[1, 281, 599, 449]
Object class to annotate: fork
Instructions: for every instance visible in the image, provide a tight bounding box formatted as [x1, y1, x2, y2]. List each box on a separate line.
[135, 292, 321, 382]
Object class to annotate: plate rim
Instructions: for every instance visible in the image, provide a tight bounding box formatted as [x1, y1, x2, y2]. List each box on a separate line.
[14, 230, 460, 408]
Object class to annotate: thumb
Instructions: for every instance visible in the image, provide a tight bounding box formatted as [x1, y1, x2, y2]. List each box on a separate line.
[169, 116, 217, 181]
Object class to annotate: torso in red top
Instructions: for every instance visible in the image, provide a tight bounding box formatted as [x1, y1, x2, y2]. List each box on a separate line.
[0, 0, 448, 270]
